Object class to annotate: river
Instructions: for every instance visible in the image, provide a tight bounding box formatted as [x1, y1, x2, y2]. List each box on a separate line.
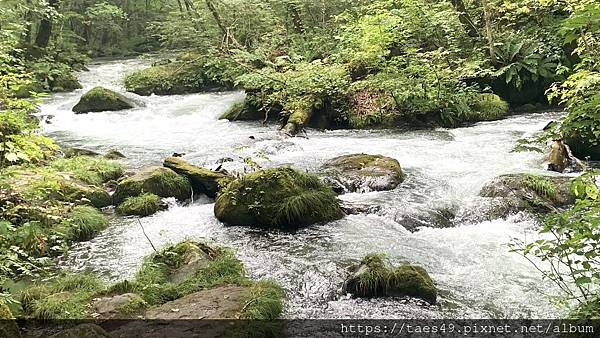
[38, 58, 566, 319]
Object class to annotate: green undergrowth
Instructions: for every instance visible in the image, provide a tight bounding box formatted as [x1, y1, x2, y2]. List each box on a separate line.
[116, 193, 164, 217]
[18, 273, 103, 319]
[49, 155, 124, 186]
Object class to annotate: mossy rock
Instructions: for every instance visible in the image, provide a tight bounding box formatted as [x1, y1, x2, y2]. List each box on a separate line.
[479, 174, 576, 216]
[343, 254, 437, 303]
[113, 167, 191, 204]
[61, 180, 112, 208]
[163, 156, 231, 198]
[0, 301, 21, 338]
[49, 324, 112, 338]
[72, 87, 134, 114]
[104, 149, 126, 160]
[215, 167, 343, 229]
[321, 153, 405, 193]
[124, 61, 230, 96]
[64, 148, 100, 158]
[50, 73, 83, 93]
[219, 100, 264, 121]
[468, 93, 510, 122]
[116, 193, 166, 217]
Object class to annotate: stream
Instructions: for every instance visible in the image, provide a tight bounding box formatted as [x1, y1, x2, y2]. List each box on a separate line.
[38, 58, 567, 319]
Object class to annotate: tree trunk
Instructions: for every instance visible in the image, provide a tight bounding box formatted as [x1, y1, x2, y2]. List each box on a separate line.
[205, 0, 227, 37]
[35, 0, 59, 48]
[287, 3, 305, 34]
[450, 0, 478, 37]
[481, 0, 497, 65]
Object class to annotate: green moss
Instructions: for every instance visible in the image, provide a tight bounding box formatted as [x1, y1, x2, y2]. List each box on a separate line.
[50, 73, 82, 93]
[61, 205, 109, 242]
[116, 193, 164, 217]
[163, 156, 231, 197]
[468, 93, 510, 122]
[344, 253, 437, 303]
[72, 86, 134, 113]
[113, 167, 191, 204]
[214, 167, 343, 229]
[19, 273, 104, 319]
[50, 155, 124, 186]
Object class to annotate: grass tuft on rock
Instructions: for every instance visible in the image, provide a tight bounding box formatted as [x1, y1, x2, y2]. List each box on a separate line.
[215, 167, 343, 229]
[60, 205, 109, 242]
[344, 253, 437, 303]
[116, 193, 164, 216]
[467, 93, 510, 122]
[19, 273, 104, 319]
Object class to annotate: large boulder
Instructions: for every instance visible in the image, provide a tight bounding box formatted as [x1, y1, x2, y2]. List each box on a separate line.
[321, 154, 405, 193]
[113, 167, 191, 204]
[73, 87, 134, 114]
[479, 174, 576, 216]
[343, 254, 437, 304]
[214, 167, 343, 229]
[163, 157, 231, 198]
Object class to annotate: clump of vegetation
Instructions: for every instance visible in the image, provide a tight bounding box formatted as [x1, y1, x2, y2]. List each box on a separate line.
[525, 174, 558, 201]
[344, 253, 437, 304]
[113, 167, 191, 204]
[215, 167, 343, 229]
[19, 273, 104, 319]
[72, 86, 134, 113]
[116, 193, 164, 217]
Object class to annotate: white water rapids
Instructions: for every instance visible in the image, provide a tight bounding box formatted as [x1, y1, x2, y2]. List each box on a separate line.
[38, 58, 568, 319]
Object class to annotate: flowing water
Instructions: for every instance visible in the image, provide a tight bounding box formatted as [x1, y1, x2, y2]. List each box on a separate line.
[39, 58, 568, 319]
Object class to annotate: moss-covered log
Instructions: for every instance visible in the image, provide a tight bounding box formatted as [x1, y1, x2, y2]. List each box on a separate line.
[163, 156, 231, 198]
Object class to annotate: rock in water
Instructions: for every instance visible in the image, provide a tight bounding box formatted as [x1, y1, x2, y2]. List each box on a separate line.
[548, 139, 584, 173]
[479, 173, 576, 216]
[321, 153, 405, 193]
[343, 254, 437, 304]
[214, 167, 343, 229]
[49, 324, 112, 338]
[113, 167, 191, 204]
[73, 87, 134, 114]
[163, 156, 231, 197]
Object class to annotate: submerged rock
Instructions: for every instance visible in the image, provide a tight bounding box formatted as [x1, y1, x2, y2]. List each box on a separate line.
[321, 153, 405, 193]
[163, 156, 231, 198]
[73, 87, 134, 114]
[395, 206, 457, 232]
[214, 167, 343, 229]
[343, 254, 437, 304]
[113, 167, 191, 204]
[104, 149, 126, 160]
[479, 173, 575, 216]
